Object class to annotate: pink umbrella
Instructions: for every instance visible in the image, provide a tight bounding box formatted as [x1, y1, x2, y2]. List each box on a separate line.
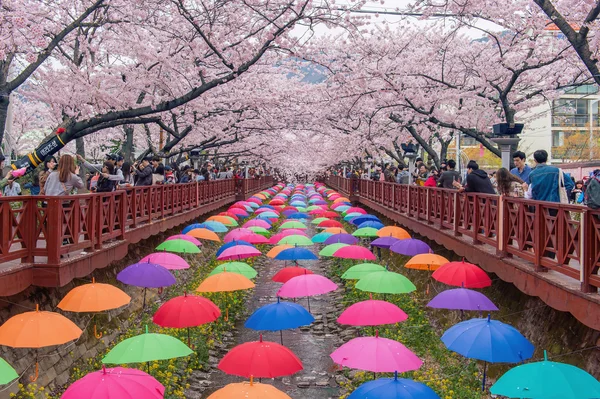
[140, 252, 190, 270]
[217, 245, 262, 261]
[166, 234, 202, 246]
[255, 208, 280, 215]
[277, 274, 337, 311]
[337, 296, 408, 326]
[333, 245, 376, 261]
[243, 219, 271, 229]
[62, 366, 165, 399]
[247, 197, 262, 205]
[330, 331, 422, 373]
[239, 234, 270, 244]
[345, 207, 367, 214]
[228, 208, 249, 217]
[269, 230, 308, 244]
[224, 228, 254, 243]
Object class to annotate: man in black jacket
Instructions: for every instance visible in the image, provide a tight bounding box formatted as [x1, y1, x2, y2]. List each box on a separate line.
[453, 161, 495, 194]
[133, 157, 154, 186]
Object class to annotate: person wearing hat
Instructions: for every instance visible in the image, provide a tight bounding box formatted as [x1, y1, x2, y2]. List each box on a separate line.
[77, 153, 123, 186]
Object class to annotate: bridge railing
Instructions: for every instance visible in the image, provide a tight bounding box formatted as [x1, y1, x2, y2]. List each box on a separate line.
[0, 177, 273, 267]
[325, 176, 600, 293]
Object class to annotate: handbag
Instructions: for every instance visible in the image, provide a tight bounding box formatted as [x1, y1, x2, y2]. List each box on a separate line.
[558, 169, 569, 204]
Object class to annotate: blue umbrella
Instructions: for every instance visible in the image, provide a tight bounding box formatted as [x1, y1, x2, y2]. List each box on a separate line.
[182, 223, 204, 234]
[351, 215, 381, 225]
[275, 247, 318, 261]
[343, 212, 364, 221]
[358, 221, 385, 230]
[334, 205, 350, 213]
[288, 212, 309, 219]
[442, 315, 534, 390]
[199, 221, 228, 233]
[348, 373, 440, 399]
[215, 240, 255, 257]
[245, 297, 314, 344]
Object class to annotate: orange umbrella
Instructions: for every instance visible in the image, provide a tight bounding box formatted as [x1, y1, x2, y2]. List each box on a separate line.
[0, 304, 82, 381]
[187, 228, 221, 242]
[254, 193, 267, 200]
[267, 244, 293, 259]
[377, 226, 411, 240]
[58, 278, 131, 339]
[208, 215, 238, 226]
[197, 272, 255, 321]
[333, 197, 350, 203]
[324, 227, 348, 234]
[405, 253, 449, 271]
[208, 378, 291, 399]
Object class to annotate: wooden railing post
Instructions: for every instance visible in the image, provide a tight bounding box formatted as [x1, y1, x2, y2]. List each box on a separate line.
[472, 195, 481, 245]
[453, 192, 461, 237]
[46, 198, 62, 265]
[497, 195, 506, 256]
[533, 204, 545, 272]
[581, 209, 593, 292]
[21, 198, 36, 263]
[119, 190, 127, 240]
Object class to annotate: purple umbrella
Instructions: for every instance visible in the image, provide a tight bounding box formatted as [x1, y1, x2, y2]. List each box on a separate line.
[282, 210, 297, 217]
[371, 236, 400, 249]
[314, 200, 327, 205]
[390, 239, 431, 256]
[324, 234, 359, 245]
[427, 288, 498, 312]
[117, 262, 176, 307]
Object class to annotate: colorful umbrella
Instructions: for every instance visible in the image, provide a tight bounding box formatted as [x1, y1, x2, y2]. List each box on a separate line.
[338, 296, 408, 326]
[432, 260, 492, 288]
[199, 221, 229, 233]
[248, 226, 270, 236]
[197, 271, 255, 293]
[311, 217, 329, 225]
[117, 263, 176, 287]
[377, 226, 411, 239]
[224, 228, 254, 242]
[274, 247, 318, 261]
[0, 357, 18, 385]
[356, 270, 416, 294]
[280, 221, 307, 230]
[102, 326, 193, 364]
[182, 223, 204, 234]
[287, 212, 309, 219]
[318, 220, 343, 228]
[245, 297, 314, 344]
[427, 288, 498, 312]
[187, 228, 221, 242]
[207, 380, 292, 399]
[166, 234, 202, 246]
[239, 233, 270, 244]
[324, 233, 359, 245]
[389, 239, 431, 256]
[341, 263, 386, 280]
[333, 245, 376, 261]
[61, 367, 165, 399]
[208, 215, 238, 226]
[277, 274, 337, 311]
[311, 232, 333, 243]
[272, 266, 314, 283]
[218, 334, 302, 378]
[141, 252, 190, 270]
[217, 245, 262, 261]
[319, 243, 349, 257]
[216, 240, 255, 257]
[348, 373, 440, 399]
[331, 331, 422, 373]
[405, 253, 449, 271]
[352, 227, 380, 238]
[345, 207, 367, 215]
[266, 244, 293, 258]
[244, 219, 272, 229]
[156, 238, 201, 254]
[324, 227, 348, 234]
[210, 262, 258, 279]
[350, 215, 381, 225]
[277, 235, 313, 246]
[357, 221, 385, 230]
[490, 350, 600, 399]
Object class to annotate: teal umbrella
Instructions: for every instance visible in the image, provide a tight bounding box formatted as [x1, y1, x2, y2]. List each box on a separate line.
[343, 212, 363, 221]
[311, 232, 333, 243]
[491, 350, 600, 398]
[0, 357, 18, 384]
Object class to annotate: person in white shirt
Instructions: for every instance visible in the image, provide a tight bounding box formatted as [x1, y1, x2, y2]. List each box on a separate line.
[3, 180, 21, 196]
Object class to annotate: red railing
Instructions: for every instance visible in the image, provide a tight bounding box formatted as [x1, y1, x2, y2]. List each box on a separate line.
[0, 178, 273, 267]
[325, 176, 600, 293]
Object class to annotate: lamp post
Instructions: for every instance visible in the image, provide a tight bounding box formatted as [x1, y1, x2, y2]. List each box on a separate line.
[401, 143, 418, 184]
[491, 123, 524, 170]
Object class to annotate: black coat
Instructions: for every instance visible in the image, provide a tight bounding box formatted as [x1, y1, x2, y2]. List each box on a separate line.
[465, 170, 496, 194]
[135, 165, 154, 186]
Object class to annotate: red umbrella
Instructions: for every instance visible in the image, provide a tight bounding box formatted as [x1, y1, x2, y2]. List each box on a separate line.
[323, 211, 339, 218]
[318, 220, 343, 228]
[153, 293, 220, 345]
[432, 259, 492, 288]
[282, 206, 298, 211]
[333, 245, 376, 260]
[272, 267, 314, 283]
[270, 199, 285, 205]
[309, 209, 326, 215]
[218, 334, 302, 378]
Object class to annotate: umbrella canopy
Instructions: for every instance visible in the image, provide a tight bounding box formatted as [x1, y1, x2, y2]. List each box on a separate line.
[333, 245, 377, 261]
[272, 266, 314, 283]
[103, 327, 193, 364]
[239, 233, 270, 244]
[344, 212, 364, 221]
[377, 226, 411, 240]
[324, 227, 348, 234]
[311, 232, 333, 243]
[274, 247, 318, 261]
[245, 298, 314, 331]
[350, 215, 381, 226]
[331, 332, 422, 373]
[442, 316, 534, 363]
[490, 350, 600, 399]
[280, 221, 307, 230]
[210, 262, 258, 279]
[352, 227, 380, 238]
[278, 235, 313, 246]
[318, 220, 343, 228]
[187, 228, 221, 242]
[266, 244, 293, 258]
[287, 212, 309, 219]
[224, 228, 254, 242]
[345, 207, 367, 215]
[199, 221, 229, 233]
[58, 280, 131, 312]
[0, 305, 82, 348]
[218, 335, 302, 378]
[117, 262, 176, 288]
[207, 381, 292, 399]
[61, 367, 165, 399]
[357, 221, 385, 230]
[348, 374, 440, 399]
[0, 357, 18, 385]
[322, 211, 339, 218]
[324, 233, 359, 245]
[216, 240, 255, 257]
[356, 270, 416, 294]
[207, 215, 238, 226]
[244, 219, 272, 229]
[432, 260, 492, 288]
[156, 239, 201, 254]
[140, 252, 190, 270]
[248, 226, 270, 236]
[338, 298, 408, 326]
[319, 243, 349, 257]
[153, 294, 220, 328]
[311, 217, 329, 225]
[166, 234, 202, 246]
[228, 208, 249, 217]
[182, 223, 204, 234]
[405, 253, 449, 271]
[217, 245, 262, 260]
[277, 274, 337, 298]
[341, 263, 386, 280]
[219, 211, 240, 221]
[389, 239, 431, 256]
[427, 288, 498, 312]
[370, 236, 400, 249]
[196, 271, 255, 293]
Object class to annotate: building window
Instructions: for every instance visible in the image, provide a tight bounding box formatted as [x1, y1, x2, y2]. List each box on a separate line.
[552, 99, 589, 127]
[564, 85, 599, 95]
[552, 131, 565, 147]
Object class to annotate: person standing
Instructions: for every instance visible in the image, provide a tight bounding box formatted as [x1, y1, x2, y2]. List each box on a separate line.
[496, 168, 525, 197]
[453, 161, 496, 194]
[39, 155, 57, 195]
[3, 178, 21, 196]
[525, 150, 573, 202]
[94, 162, 117, 192]
[437, 159, 461, 189]
[133, 157, 154, 186]
[510, 151, 531, 184]
[78, 154, 123, 184]
[44, 155, 84, 196]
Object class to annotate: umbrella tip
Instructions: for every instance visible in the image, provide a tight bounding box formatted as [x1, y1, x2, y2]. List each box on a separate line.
[35, 304, 39, 312]
[394, 371, 398, 380]
[487, 314, 491, 322]
[375, 329, 379, 338]
[259, 334, 263, 342]
[92, 277, 95, 284]
[145, 325, 149, 334]
[544, 350, 547, 361]
[102, 365, 107, 374]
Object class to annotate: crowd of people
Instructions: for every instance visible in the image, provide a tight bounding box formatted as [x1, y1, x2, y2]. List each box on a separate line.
[334, 149, 600, 207]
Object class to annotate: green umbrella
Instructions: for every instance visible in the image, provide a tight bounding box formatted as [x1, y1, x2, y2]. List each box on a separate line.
[311, 232, 333, 243]
[156, 239, 201, 254]
[343, 212, 363, 221]
[490, 350, 600, 399]
[278, 235, 313, 246]
[311, 217, 329, 225]
[103, 326, 193, 364]
[306, 205, 321, 211]
[319, 243, 349, 257]
[210, 262, 257, 279]
[341, 263, 386, 280]
[356, 270, 416, 294]
[352, 227, 380, 237]
[248, 226, 270, 236]
[296, 207, 308, 213]
[0, 357, 18, 385]
[280, 221, 307, 230]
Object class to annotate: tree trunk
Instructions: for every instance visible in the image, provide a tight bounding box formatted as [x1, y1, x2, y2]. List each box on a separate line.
[122, 125, 134, 162]
[0, 93, 9, 148]
[75, 137, 88, 187]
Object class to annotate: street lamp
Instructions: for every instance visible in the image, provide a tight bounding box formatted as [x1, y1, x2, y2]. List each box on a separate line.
[491, 123, 524, 170]
[402, 143, 417, 184]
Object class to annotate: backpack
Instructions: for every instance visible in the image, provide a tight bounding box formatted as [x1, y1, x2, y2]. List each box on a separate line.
[585, 171, 600, 209]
